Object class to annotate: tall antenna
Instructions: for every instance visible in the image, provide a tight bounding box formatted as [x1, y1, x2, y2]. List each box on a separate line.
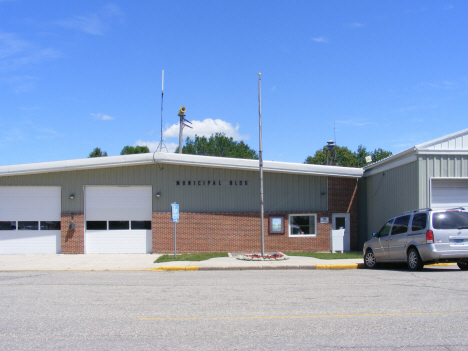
[334, 120, 337, 146]
[156, 70, 168, 152]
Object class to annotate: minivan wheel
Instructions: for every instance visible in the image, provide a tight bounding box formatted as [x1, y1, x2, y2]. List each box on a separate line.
[364, 250, 377, 269]
[407, 248, 424, 271]
[457, 262, 468, 271]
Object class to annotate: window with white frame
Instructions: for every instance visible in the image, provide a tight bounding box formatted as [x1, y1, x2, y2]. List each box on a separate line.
[289, 214, 317, 236]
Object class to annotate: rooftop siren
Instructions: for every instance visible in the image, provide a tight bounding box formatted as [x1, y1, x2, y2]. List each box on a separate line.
[178, 106, 187, 116]
[178, 106, 192, 153]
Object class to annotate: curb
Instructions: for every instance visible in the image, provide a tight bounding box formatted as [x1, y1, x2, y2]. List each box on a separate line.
[147, 264, 365, 271]
[147, 266, 200, 271]
[316, 263, 365, 270]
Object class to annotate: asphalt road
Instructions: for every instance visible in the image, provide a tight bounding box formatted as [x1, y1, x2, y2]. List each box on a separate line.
[0, 266, 467, 350]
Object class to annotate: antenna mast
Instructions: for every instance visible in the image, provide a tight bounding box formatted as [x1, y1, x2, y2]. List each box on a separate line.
[156, 70, 168, 152]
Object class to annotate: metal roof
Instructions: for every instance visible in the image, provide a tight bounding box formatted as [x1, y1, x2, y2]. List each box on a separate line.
[0, 152, 363, 178]
[363, 128, 468, 176]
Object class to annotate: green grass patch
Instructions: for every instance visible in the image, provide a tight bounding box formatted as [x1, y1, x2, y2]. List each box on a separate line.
[284, 252, 363, 259]
[154, 252, 229, 263]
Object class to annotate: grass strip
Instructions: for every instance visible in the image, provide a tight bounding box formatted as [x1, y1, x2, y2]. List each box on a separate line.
[154, 252, 228, 263]
[284, 252, 362, 259]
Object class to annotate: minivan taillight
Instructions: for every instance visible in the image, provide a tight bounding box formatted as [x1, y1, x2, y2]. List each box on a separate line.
[426, 230, 434, 244]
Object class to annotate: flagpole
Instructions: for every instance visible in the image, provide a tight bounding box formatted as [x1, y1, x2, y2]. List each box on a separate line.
[258, 73, 265, 257]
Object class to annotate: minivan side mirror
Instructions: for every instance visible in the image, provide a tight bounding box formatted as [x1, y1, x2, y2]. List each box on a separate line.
[372, 232, 378, 237]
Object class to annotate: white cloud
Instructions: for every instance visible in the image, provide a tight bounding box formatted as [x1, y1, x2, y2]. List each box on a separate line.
[91, 113, 114, 120]
[163, 118, 249, 141]
[58, 4, 124, 36]
[5, 75, 40, 93]
[311, 37, 329, 43]
[135, 140, 178, 153]
[0, 32, 60, 73]
[345, 22, 366, 29]
[335, 119, 375, 127]
[134, 118, 249, 154]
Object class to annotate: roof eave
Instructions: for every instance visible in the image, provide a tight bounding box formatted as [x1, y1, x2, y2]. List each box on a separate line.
[0, 152, 363, 178]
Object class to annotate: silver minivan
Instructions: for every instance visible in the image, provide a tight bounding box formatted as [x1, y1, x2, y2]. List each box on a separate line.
[363, 208, 468, 271]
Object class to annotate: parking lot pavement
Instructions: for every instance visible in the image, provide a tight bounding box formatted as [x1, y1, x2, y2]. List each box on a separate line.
[0, 254, 365, 271]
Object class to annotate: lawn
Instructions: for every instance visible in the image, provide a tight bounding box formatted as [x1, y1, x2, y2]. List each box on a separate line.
[154, 252, 229, 263]
[284, 252, 363, 259]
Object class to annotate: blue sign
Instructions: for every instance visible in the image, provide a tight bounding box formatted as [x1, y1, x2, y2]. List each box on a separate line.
[171, 203, 179, 223]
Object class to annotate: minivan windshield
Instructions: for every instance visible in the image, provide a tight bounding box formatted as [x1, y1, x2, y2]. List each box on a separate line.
[432, 212, 468, 229]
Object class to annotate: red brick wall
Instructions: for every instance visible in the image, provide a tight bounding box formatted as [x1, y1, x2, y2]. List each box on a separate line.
[152, 211, 333, 254]
[61, 213, 84, 254]
[328, 177, 358, 250]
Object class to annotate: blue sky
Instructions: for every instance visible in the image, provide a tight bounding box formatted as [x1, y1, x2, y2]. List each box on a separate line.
[1, 1, 467, 166]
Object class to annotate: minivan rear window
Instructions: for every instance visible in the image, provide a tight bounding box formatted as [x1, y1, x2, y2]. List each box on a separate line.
[432, 212, 468, 229]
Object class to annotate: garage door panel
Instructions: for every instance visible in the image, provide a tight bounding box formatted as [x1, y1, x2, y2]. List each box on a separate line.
[0, 187, 61, 254]
[0, 187, 61, 221]
[85, 187, 152, 221]
[431, 179, 468, 209]
[86, 230, 151, 254]
[0, 230, 61, 254]
[85, 186, 152, 253]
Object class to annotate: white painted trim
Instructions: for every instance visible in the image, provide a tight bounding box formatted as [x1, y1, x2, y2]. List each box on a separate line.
[288, 213, 318, 237]
[0, 152, 363, 178]
[416, 128, 468, 150]
[363, 154, 417, 177]
[417, 150, 468, 155]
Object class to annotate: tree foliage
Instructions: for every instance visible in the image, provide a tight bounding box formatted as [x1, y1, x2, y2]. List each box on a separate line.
[88, 147, 108, 158]
[120, 145, 150, 155]
[175, 133, 259, 159]
[304, 144, 392, 168]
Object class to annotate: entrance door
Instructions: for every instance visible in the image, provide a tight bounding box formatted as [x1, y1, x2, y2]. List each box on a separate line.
[332, 213, 350, 251]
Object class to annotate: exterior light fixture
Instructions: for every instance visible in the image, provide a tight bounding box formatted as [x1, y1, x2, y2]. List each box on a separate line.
[69, 213, 75, 230]
[156, 192, 161, 198]
[69, 194, 75, 199]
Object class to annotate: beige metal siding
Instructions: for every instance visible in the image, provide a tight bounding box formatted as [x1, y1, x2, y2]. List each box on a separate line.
[0, 163, 328, 213]
[418, 155, 468, 208]
[365, 161, 419, 239]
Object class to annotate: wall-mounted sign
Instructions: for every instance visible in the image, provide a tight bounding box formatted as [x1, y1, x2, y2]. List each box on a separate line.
[269, 215, 285, 234]
[320, 217, 329, 224]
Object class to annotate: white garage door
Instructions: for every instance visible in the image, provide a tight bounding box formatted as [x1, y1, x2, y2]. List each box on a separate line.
[431, 179, 468, 209]
[85, 186, 152, 253]
[0, 187, 61, 254]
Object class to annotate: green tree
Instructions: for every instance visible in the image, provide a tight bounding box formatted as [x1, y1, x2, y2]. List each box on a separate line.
[370, 148, 393, 163]
[175, 133, 258, 159]
[120, 145, 150, 155]
[304, 145, 392, 168]
[88, 147, 108, 158]
[304, 145, 357, 167]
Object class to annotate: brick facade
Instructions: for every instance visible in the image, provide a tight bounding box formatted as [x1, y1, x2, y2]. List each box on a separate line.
[58, 177, 358, 254]
[61, 213, 84, 254]
[152, 176, 359, 254]
[328, 177, 359, 251]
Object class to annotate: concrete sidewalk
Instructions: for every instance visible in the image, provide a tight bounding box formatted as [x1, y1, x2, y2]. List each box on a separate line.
[0, 254, 365, 271]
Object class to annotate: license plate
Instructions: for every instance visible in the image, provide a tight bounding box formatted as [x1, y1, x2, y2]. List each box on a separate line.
[452, 239, 465, 246]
